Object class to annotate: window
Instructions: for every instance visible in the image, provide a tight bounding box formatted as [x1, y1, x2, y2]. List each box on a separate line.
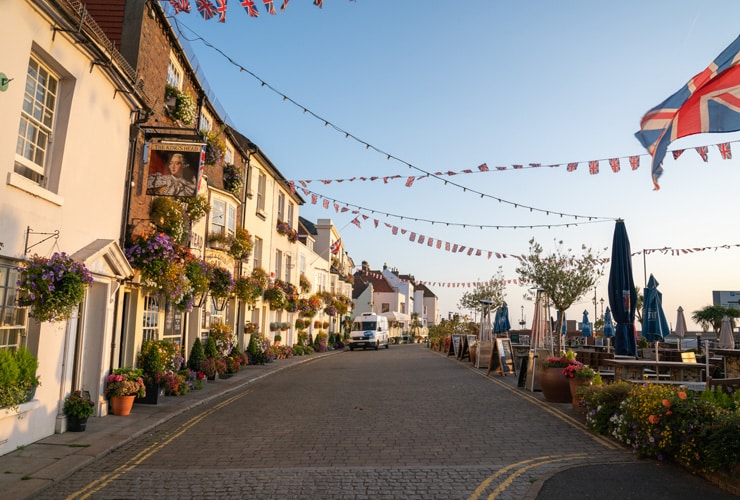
[224, 146, 234, 165]
[287, 202, 295, 228]
[210, 197, 236, 237]
[299, 254, 306, 275]
[275, 249, 282, 280]
[277, 192, 285, 221]
[256, 172, 266, 213]
[381, 303, 390, 313]
[284, 254, 292, 282]
[15, 56, 59, 186]
[253, 236, 263, 270]
[200, 300, 229, 342]
[162, 302, 183, 345]
[142, 294, 160, 342]
[198, 112, 212, 134]
[167, 54, 183, 88]
[0, 262, 27, 351]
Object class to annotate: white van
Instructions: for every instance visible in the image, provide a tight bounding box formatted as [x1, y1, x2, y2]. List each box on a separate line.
[349, 312, 390, 350]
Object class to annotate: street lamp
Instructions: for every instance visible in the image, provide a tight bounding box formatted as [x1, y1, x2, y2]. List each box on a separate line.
[600, 298, 604, 317]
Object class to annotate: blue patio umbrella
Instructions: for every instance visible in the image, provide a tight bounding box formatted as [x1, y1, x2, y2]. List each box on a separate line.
[581, 310, 592, 338]
[603, 307, 615, 338]
[607, 220, 638, 357]
[560, 312, 567, 336]
[497, 302, 511, 333]
[642, 274, 670, 343]
[493, 308, 503, 334]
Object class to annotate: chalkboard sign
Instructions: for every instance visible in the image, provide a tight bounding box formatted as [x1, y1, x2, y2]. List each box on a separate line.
[487, 338, 516, 377]
[450, 334, 462, 357]
[457, 334, 469, 361]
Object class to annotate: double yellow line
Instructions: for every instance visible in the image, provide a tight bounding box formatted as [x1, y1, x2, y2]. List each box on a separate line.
[469, 453, 589, 500]
[65, 391, 249, 499]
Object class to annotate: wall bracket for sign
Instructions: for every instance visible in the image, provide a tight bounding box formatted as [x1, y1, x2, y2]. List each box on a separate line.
[24, 226, 59, 255]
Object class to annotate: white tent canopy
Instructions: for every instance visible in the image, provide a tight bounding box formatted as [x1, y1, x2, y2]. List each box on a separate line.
[381, 311, 411, 323]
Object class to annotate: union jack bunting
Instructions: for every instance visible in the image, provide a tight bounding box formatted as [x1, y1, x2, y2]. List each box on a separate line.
[629, 156, 640, 170]
[216, 0, 227, 22]
[322, 199, 329, 209]
[418, 235, 425, 244]
[196, 0, 218, 19]
[264, 0, 276, 14]
[719, 142, 733, 159]
[588, 160, 599, 175]
[351, 218, 361, 228]
[170, 0, 192, 13]
[314, 0, 323, 7]
[241, 0, 259, 16]
[609, 158, 620, 173]
[696, 145, 709, 162]
[635, 36, 740, 189]
[478, 163, 489, 172]
[280, 0, 290, 10]
[672, 149, 684, 160]
[409, 232, 416, 242]
[567, 162, 578, 172]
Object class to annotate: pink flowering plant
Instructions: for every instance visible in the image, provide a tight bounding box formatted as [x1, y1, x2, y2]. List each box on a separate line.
[562, 362, 596, 379]
[17, 252, 93, 323]
[104, 367, 146, 398]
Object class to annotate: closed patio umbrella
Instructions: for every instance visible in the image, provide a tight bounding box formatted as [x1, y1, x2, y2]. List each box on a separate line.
[642, 274, 669, 344]
[608, 220, 638, 357]
[603, 306, 615, 352]
[497, 302, 511, 334]
[674, 306, 688, 350]
[581, 310, 592, 338]
[493, 308, 503, 334]
[719, 315, 735, 349]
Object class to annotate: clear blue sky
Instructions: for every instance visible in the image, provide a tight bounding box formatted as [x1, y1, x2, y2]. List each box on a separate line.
[165, 1, 740, 332]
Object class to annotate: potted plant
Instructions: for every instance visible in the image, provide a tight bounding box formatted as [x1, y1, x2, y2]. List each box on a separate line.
[187, 338, 207, 374]
[63, 390, 94, 432]
[16, 252, 93, 323]
[223, 163, 244, 196]
[562, 362, 596, 408]
[165, 84, 196, 125]
[125, 232, 187, 304]
[104, 367, 146, 416]
[15, 347, 40, 401]
[273, 333, 282, 345]
[202, 129, 225, 165]
[229, 228, 253, 261]
[136, 340, 170, 404]
[209, 265, 234, 305]
[207, 231, 232, 251]
[540, 352, 578, 403]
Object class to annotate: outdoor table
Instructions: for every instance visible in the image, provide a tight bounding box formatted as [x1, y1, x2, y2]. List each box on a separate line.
[603, 358, 707, 383]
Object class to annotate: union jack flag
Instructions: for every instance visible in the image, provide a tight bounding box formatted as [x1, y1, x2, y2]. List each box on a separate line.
[264, 0, 276, 14]
[695, 145, 709, 162]
[719, 142, 733, 159]
[170, 0, 191, 13]
[478, 163, 489, 172]
[197, 0, 218, 19]
[609, 158, 620, 173]
[635, 36, 740, 189]
[241, 0, 259, 17]
[629, 156, 640, 170]
[216, 0, 227, 22]
[329, 238, 341, 254]
[280, 0, 290, 10]
[567, 162, 578, 172]
[588, 160, 599, 175]
[672, 149, 684, 160]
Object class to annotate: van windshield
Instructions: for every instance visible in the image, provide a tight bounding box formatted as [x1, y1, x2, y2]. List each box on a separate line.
[354, 321, 377, 331]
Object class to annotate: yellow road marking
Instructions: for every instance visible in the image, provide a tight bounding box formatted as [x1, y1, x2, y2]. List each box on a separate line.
[486, 454, 589, 499]
[65, 391, 248, 499]
[468, 455, 557, 500]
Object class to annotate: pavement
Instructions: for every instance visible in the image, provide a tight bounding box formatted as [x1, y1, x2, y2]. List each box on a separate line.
[0, 347, 737, 500]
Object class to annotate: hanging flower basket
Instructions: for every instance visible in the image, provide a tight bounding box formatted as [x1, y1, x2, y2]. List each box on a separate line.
[208, 265, 235, 299]
[17, 252, 93, 323]
[125, 233, 188, 304]
[165, 84, 196, 126]
[223, 163, 244, 196]
[202, 130, 225, 165]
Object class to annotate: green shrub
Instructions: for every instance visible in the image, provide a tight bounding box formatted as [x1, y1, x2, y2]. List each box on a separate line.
[581, 381, 632, 436]
[204, 336, 219, 359]
[188, 339, 206, 372]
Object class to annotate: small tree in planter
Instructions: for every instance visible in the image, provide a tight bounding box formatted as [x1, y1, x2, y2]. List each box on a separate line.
[187, 338, 207, 373]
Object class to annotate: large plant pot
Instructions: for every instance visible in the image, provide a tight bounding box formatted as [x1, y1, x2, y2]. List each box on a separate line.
[135, 384, 162, 405]
[110, 395, 135, 416]
[540, 367, 572, 403]
[569, 377, 593, 409]
[67, 416, 88, 432]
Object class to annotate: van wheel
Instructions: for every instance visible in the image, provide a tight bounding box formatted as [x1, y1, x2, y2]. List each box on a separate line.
[385, 343, 389, 349]
[375, 341, 379, 350]
[349, 346, 354, 351]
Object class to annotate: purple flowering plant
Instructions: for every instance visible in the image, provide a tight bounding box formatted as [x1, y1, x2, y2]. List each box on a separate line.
[126, 233, 189, 305]
[17, 252, 93, 323]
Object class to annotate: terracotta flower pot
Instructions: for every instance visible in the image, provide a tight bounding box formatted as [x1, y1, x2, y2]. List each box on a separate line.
[540, 367, 572, 403]
[569, 377, 593, 409]
[110, 395, 135, 416]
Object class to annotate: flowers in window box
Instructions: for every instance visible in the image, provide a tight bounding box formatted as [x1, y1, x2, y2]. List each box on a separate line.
[276, 219, 298, 242]
[165, 84, 196, 126]
[201, 130, 225, 166]
[17, 252, 93, 323]
[244, 321, 259, 335]
[223, 163, 243, 196]
[299, 274, 311, 294]
[269, 322, 279, 332]
[104, 367, 146, 398]
[64, 390, 95, 419]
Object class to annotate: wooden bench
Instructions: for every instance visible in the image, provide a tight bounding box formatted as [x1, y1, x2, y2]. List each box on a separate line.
[706, 375, 740, 394]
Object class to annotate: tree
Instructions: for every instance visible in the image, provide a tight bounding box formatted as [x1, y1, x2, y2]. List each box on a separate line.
[458, 267, 506, 318]
[691, 305, 740, 333]
[516, 239, 604, 353]
[410, 312, 423, 341]
[634, 286, 644, 326]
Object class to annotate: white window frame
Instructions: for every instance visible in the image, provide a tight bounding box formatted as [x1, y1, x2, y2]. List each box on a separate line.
[256, 172, 267, 213]
[224, 146, 234, 165]
[142, 294, 160, 342]
[210, 196, 236, 237]
[167, 53, 183, 89]
[199, 110, 212, 134]
[0, 263, 27, 351]
[284, 254, 292, 282]
[15, 55, 60, 186]
[287, 201, 295, 228]
[253, 236, 263, 270]
[275, 249, 283, 280]
[277, 192, 285, 221]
